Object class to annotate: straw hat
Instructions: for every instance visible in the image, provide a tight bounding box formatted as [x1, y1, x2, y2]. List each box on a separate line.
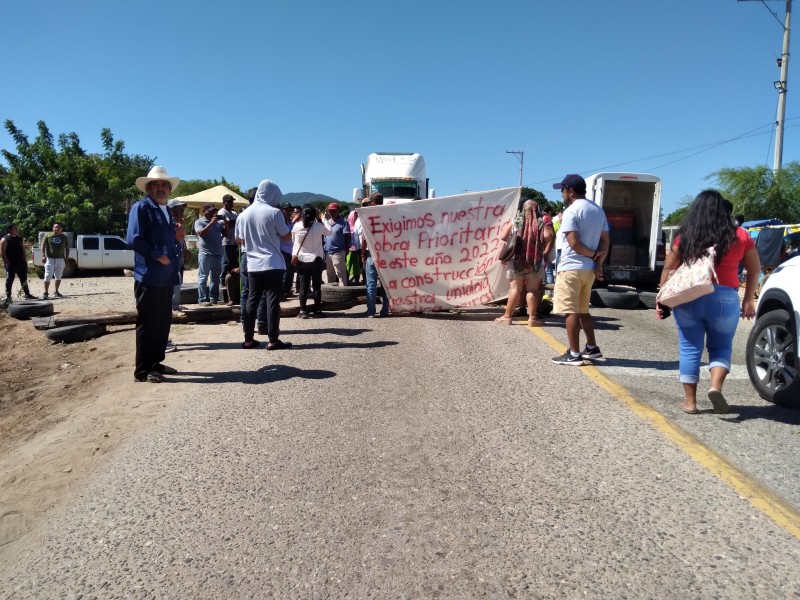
[136, 166, 180, 193]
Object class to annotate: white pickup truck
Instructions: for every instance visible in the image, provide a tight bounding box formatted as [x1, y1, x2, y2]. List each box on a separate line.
[32, 233, 134, 277]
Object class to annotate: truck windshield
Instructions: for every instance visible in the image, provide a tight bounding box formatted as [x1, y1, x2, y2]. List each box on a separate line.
[372, 181, 417, 199]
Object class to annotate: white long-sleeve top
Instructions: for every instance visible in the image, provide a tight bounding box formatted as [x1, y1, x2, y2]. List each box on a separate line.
[292, 220, 332, 263]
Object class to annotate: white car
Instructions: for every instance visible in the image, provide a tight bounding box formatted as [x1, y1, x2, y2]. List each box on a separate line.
[746, 255, 800, 408]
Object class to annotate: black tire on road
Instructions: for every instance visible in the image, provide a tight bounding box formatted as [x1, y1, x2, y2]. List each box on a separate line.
[321, 283, 366, 303]
[45, 323, 107, 344]
[179, 283, 199, 305]
[590, 287, 640, 310]
[745, 309, 800, 409]
[638, 291, 658, 309]
[7, 300, 55, 320]
[61, 258, 78, 278]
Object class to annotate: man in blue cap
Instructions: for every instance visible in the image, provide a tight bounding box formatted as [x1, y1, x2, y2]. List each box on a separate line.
[550, 174, 609, 365]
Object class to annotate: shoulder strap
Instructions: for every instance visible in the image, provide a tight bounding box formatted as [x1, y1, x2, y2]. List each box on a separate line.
[296, 225, 311, 252]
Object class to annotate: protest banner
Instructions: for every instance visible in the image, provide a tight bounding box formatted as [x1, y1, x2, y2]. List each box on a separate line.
[359, 187, 520, 312]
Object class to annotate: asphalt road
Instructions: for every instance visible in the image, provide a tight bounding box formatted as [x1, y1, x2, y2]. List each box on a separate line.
[1, 305, 798, 598]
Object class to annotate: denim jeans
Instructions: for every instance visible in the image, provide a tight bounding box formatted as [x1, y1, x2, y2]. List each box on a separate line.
[673, 285, 741, 384]
[364, 253, 388, 316]
[545, 261, 555, 285]
[171, 269, 184, 308]
[296, 261, 323, 312]
[197, 252, 222, 302]
[281, 251, 296, 296]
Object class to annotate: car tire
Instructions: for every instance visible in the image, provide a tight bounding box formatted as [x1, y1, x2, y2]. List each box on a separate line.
[321, 283, 366, 303]
[7, 300, 55, 320]
[590, 286, 640, 310]
[45, 323, 107, 344]
[61, 258, 78, 278]
[638, 291, 658, 309]
[746, 309, 799, 408]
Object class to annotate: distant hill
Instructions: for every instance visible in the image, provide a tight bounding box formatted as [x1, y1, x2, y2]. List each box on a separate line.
[282, 192, 347, 207]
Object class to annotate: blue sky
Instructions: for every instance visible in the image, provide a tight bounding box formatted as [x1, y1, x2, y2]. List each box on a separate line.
[1, 0, 796, 215]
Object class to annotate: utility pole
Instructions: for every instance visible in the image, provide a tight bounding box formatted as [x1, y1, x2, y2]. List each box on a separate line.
[506, 150, 524, 188]
[774, 0, 791, 174]
[740, 0, 792, 175]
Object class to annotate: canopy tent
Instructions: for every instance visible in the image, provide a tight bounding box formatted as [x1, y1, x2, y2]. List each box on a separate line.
[173, 185, 249, 210]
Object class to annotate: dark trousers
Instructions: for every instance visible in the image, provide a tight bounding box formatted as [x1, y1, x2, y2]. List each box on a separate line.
[239, 252, 267, 327]
[244, 269, 284, 342]
[221, 245, 239, 287]
[134, 281, 172, 379]
[5, 262, 28, 296]
[297, 262, 323, 312]
[281, 251, 295, 297]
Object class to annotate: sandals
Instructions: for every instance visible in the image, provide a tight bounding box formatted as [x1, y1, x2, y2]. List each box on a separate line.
[708, 389, 730, 414]
[494, 316, 513, 325]
[527, 318, 543, 327]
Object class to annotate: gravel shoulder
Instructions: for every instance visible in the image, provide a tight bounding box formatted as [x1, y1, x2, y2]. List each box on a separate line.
[0, 270, 205, 550]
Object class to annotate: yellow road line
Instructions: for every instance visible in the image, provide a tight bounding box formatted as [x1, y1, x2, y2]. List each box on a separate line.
[526, 322, 800, 539]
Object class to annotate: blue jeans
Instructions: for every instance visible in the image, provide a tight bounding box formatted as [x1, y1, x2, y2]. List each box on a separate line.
[673, 285, 741, 384]
[197, 252, 222, 302]
[545, 260, 555, 285]
[172, 269, 184, 308]
[364, 253, 388, 316]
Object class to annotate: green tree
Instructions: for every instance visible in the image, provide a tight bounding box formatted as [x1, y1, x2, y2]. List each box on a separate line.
[711, 163, 800, 223]
[520, 186, 562, 213]
[664, 205, 689, 226]
[0, 120, 153, 237]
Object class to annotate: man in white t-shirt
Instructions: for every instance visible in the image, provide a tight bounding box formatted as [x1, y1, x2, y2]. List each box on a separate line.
[551, 174, 609, 365]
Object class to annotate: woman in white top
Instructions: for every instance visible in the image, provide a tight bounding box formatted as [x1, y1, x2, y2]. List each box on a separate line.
[292, 205, 332, 318]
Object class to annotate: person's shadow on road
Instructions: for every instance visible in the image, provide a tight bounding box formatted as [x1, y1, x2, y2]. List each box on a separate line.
[178, 339, 398, 352]
[717, 404, 800, 426]
[175, 364, 337, 384]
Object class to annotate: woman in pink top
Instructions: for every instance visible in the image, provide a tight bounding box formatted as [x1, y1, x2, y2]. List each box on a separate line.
[658, 190, 760, 414]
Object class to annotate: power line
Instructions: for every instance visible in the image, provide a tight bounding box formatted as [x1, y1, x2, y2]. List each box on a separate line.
[529, 119, 800, 187]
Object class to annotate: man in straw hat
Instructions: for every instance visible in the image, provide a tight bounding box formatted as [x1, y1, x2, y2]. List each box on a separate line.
[126, 166, 182, 383]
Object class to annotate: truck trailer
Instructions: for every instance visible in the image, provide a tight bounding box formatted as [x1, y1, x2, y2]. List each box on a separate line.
[353, 152, 435, 205]
[585, 172, 665, 290]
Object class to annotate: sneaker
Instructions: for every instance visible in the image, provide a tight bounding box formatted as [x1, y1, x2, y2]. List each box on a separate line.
[581, 345, 603, 359]
[164, 344, 178, 353]
[552, 351, 585, 366]
[297, 311, 308, 319]
[42, 292, 49, 299]
[23, 293, 38, 300]
[54, 291, 63, 298]
[199, 301, 213, 307]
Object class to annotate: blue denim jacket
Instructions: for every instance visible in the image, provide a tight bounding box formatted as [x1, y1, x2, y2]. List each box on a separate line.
[126, 196, 180, 286]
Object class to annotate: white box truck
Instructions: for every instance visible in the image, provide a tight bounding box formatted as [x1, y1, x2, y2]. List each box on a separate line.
[353, 152, 435, 205]
[585, 172, 665, 289]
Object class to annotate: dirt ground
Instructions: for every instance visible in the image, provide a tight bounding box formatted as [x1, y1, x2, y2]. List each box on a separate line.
[0, 270, 209, 551]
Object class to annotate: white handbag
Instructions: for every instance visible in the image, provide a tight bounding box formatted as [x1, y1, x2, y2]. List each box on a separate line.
[656, 246, 718, 308]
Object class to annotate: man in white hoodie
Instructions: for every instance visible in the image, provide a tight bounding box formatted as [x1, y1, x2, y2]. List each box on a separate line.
[234, 179, 294, 350]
